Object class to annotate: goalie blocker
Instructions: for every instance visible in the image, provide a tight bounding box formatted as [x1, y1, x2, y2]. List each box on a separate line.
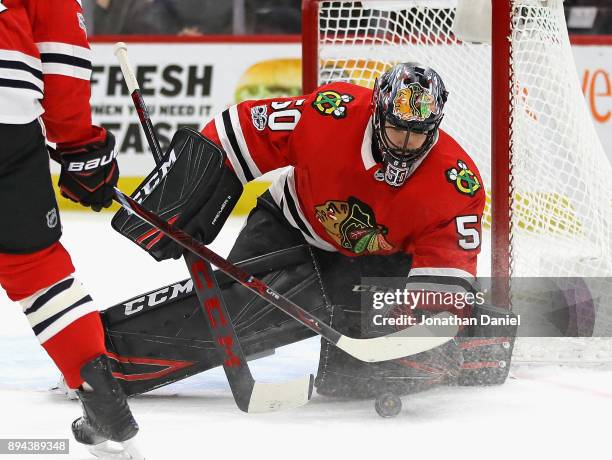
[111, 127, 243, 261]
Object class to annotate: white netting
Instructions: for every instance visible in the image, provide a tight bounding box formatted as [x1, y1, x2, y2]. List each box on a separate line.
[312, 0, 612, 361]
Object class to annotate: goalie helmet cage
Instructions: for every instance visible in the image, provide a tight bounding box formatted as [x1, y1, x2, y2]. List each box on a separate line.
[301, 0, 612, 364]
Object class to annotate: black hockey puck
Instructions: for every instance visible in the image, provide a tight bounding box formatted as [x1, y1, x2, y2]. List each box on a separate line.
[374, 393, 402, 418]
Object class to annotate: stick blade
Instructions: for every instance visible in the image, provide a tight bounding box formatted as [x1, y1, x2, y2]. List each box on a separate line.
[247, 374, 314, 413]
[336, 312, 459, 362]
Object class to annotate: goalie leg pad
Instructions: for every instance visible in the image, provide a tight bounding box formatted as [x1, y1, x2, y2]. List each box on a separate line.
[111, 127, 243, 261]
[457, 304, 517, 386]
[316, 336, 462, 398]
[103, 192, 327, 395]
[103, 248, 324, 395]
[312, 252, 463, 398]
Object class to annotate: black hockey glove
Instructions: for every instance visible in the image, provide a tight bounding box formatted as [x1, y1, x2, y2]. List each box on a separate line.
[52, 127, 119, 212]
[112, 127, 243, 261]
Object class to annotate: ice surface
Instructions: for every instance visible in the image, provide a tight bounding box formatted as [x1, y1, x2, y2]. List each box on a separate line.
[0, 213, 610, 460]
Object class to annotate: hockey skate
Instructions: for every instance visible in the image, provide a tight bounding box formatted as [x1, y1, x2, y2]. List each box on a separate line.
[50, 375, 78, 400]
[72, 355, 144, 459]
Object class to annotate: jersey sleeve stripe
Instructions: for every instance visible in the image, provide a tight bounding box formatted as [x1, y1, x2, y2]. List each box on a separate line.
[0, 60, 43, 81]
[36, 43, 92, 80]
[40, 53, 91, 71]
[214, 112, 248, 183]
[0, 68, 43, 92]
[36, 42, 92, 62]
[40, 62, 91, 80]
[221, 109, 255, 182]
[0, 50, 43, 71]
[229, 104, 262, 178]
[0, 78, 43, 95]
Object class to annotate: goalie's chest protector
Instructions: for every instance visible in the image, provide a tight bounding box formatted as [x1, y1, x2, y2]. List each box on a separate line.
[286, 83, 470, 258]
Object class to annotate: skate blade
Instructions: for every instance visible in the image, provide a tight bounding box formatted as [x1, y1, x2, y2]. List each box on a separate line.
[88, 438, 145, 460]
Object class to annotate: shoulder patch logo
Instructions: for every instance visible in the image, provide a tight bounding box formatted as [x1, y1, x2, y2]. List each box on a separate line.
[251, 104, 268, 131]
[314, 197, 394, 254]
[312, 90, 354, 119]
[446, 160, 481, 196]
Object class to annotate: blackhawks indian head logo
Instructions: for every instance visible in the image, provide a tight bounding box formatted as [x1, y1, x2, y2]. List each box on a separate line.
[314, 197, 394, 254]
[446, 160, 481, 196]
[393, 83, 438, 122]
[312, 90, 354, 119]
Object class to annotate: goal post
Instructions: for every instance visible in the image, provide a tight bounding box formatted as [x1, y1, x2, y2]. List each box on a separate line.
[490, 0, 511, 307]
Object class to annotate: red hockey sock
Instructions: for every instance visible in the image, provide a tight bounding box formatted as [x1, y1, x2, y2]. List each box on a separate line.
[41, 311, 107, 389]
[0, 242, 74, 301]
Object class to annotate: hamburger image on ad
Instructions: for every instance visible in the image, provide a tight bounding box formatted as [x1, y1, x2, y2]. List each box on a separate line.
[234, 58, 392, 104]
[235, 59, 302, 102]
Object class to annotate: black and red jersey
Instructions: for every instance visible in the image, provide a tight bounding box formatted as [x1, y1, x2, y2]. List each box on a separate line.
[0, 0, 95, 144]
[202, 82, 485, 285]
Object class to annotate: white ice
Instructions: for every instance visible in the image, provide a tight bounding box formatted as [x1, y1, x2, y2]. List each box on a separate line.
[0, 213, 610, 460]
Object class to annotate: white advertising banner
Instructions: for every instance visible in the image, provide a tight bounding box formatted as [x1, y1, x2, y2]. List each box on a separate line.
[88, 42, 301, 176]
[84, 41, 612, 177]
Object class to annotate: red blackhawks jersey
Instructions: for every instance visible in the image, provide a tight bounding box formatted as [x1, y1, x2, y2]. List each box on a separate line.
[202, 82, 485, 283]
[0, 0, 95, 144]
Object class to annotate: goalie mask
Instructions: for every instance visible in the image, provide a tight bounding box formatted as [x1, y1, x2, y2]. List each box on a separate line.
[372, 63, 448, 187]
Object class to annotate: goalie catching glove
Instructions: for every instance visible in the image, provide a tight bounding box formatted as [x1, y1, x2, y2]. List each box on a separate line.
[51, 127, 119, 212]
[112, 127, 243, 261]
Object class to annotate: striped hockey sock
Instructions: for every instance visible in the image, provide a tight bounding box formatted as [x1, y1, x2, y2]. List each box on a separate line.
[19, 276, 107, 389]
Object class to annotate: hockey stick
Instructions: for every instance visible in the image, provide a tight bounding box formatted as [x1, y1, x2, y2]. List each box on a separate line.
[112, 187, 459, 362]
[114, 42, 313, 412]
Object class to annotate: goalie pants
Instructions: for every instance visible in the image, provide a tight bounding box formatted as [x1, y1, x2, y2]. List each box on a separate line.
[0, 120, 107, 389]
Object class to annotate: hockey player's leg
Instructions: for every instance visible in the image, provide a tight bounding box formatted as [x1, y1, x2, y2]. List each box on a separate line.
[0, 121, 141, 456]
[0, 120, 107, 388]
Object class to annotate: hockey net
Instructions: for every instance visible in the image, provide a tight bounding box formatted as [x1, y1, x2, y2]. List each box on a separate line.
[302, 0, 612, 364]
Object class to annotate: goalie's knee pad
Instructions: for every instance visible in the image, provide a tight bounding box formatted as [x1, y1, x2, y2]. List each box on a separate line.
[112, 127, 243, 261]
